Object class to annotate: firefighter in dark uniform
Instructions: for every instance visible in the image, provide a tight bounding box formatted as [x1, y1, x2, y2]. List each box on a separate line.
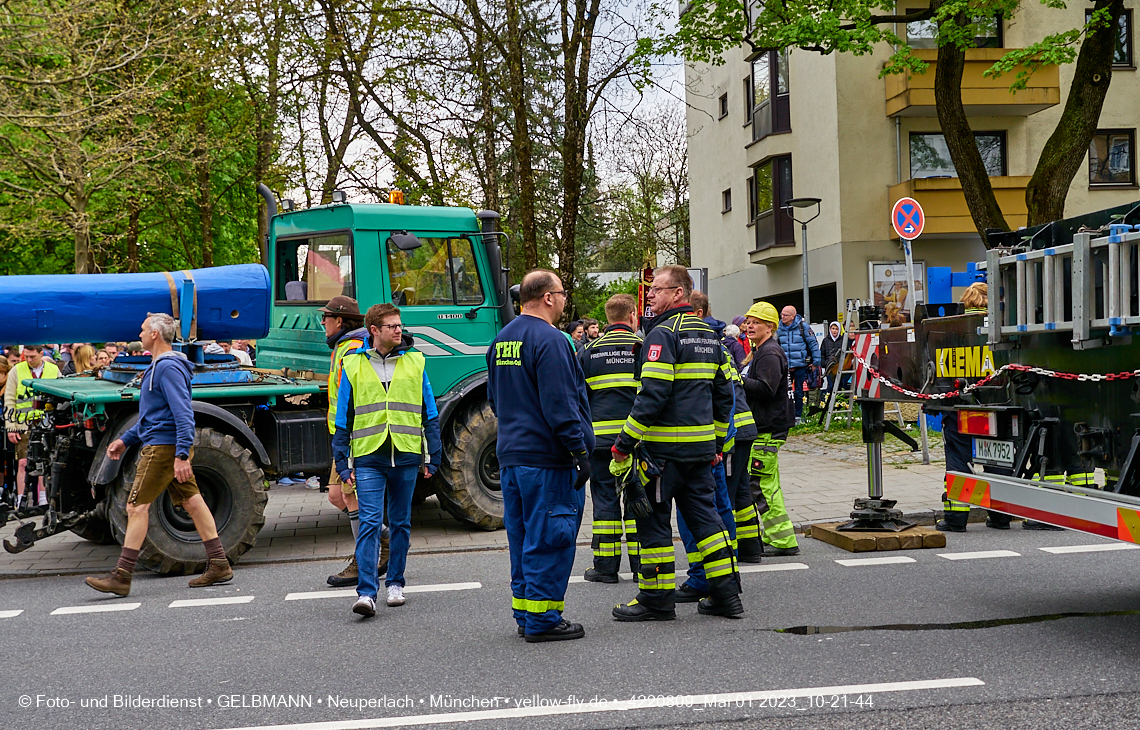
[579, 293, 642, 583]
[610, 265, 742, 621]
[726, 360, 762, 561]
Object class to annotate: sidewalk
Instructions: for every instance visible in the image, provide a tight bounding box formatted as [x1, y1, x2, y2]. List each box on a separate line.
[0, 435, 947, 577]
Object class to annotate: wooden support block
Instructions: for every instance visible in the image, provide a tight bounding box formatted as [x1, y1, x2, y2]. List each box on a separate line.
[807, 522, 946, 553]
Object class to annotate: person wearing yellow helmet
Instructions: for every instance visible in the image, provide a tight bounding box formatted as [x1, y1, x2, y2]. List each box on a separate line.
[738, 302, 800, 557]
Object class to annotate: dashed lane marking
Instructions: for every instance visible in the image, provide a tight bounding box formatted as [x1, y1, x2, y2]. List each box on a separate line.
[740, 562, 809, 573]
[1040, 543, 1140, 554]
[835, 556, 916, 567]
[284, 582, 481, 601]
[0, 610, 23, 618]
[169, 596, 256, 608]
[50, 603, 141, 615]
[208, 677, 985, 730]
[937, 550, 1021, 561]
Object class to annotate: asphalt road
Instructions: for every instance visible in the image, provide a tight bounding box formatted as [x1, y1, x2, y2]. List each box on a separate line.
[4, 526, 1140, 730]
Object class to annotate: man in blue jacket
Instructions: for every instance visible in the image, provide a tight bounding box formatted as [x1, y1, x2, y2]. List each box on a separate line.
[333, 303, 442, 617]
[86, 313, 232, 596]
[778, 306, 821, 422]
[488, 269, 593, 643]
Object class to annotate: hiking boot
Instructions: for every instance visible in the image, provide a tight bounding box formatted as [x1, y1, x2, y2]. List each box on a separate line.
[697, 594, 744, 618]
[352, 595, 376, 617]
[386, 585, 405, 607]
[524, 618, 585, 643]
[379, 529, 390, 577]
[674, 583, 708, 603]
[761, 543, 801, 557]
[612, 599, 675, 622]
[189, 559, 233, 588]
[328, 556, 359, 587]
[85, 568, 132, 597]
[584, 568, 619, 584]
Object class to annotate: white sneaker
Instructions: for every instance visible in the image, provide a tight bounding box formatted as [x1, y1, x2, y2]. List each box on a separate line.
[352, 595, 376, 617]
[305, 476, 321, 490]
[386, 585, 405, 607]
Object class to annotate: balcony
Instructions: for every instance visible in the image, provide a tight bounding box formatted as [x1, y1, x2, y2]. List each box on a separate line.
[885, 49, 1060, 117]
[888, 176, 1030, 236]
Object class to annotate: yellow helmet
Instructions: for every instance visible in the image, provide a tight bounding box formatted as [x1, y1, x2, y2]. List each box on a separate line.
[745, 301, 779, 325]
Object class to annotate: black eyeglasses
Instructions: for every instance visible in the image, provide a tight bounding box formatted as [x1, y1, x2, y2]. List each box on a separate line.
[547, 290, 568, 297]
[648, 285, 681, 294]
[377, 323, 404, 331]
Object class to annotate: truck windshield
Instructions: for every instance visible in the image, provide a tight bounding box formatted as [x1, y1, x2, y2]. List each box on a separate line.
[387, 236, 484, 306]
[276, 233, 354, 303]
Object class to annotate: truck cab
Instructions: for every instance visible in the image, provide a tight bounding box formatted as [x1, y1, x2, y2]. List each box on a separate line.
[258, 199, 511, 529]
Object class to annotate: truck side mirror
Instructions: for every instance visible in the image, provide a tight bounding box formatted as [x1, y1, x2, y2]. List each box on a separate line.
[388, 232, 422, 251]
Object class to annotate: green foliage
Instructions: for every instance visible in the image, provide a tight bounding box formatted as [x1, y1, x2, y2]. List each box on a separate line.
[584, 275, 639, 324]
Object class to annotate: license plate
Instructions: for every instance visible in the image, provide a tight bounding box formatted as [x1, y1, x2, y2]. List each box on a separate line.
[973, 438, 1014, 466]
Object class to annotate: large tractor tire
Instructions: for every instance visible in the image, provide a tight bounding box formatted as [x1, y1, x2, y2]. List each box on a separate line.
[108, 427, 267, 575]
[436, 400, 504, 530]
[70, 503, 117, 545]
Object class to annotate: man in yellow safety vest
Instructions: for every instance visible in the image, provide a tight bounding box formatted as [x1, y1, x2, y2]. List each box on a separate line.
[4, 345, 59, 509]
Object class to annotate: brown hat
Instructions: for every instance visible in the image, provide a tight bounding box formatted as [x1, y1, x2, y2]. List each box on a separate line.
[318, 296, 364, 321]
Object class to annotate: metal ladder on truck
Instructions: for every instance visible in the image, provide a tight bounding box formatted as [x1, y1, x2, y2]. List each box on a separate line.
[985, 223, 1140, 348]
[824, 300, 906, 431]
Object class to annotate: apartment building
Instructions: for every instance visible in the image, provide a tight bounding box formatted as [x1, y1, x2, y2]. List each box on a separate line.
[687, 3, 1139, 324]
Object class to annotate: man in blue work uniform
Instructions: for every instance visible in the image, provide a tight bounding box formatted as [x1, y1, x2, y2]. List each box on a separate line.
[333, 303, 442, 618]
[487, 269, 593, 642]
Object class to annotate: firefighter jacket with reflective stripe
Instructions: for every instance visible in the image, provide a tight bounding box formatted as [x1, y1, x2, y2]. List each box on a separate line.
[615, 305, 734, 463]
[724, 352, 758, 453]
[339, 348, 428, 458]
[9, 359, 60, 427]
[579, 323, 642, 449]
[328, 327, 367, 434]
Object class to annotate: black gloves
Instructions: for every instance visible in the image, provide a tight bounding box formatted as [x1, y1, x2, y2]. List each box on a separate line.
[573, 450, 591, 490]
[624, 479, 653, 519]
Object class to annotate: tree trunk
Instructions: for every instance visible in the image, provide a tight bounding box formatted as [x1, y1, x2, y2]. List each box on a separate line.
[126, 197, 140, 273]
[934, 29, 1009, 235]
[196, 115, 214, 268]
[1026, 0, 1123, 225]
[73, 192, 93, 274]
[504, 0, 538, 271]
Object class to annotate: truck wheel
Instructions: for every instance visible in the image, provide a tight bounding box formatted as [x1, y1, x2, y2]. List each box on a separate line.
[108, 427, 267, 575]
[70, 515, 117, 545]
[437, 400, 504, 530]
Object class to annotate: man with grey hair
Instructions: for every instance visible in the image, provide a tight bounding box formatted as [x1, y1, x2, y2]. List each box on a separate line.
[85, 313, 233, 596]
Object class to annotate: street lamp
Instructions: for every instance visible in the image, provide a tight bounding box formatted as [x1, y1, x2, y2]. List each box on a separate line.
[783, 197, 822, 326]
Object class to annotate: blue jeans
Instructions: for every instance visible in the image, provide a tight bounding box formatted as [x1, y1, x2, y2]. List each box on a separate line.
[354, 462, 417, 599]
[791, 366, 810, 417]
[676, 461, 736, 593]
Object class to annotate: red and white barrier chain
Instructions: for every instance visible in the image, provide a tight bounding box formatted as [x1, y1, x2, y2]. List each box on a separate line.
[849, 352, 1140, 401]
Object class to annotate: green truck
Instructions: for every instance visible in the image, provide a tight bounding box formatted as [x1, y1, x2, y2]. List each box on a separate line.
[2, 188, 512, 573]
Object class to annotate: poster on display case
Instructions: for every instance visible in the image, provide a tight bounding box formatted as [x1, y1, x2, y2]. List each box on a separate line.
[868, 261, 924, 324]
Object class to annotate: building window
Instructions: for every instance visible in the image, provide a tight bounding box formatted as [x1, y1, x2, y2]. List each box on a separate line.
[752, 156, 794, 251]
[751, 50, 790, 142]
[746, 176, 757, 220]
[1089, 130, 1136, 186]
[909, 132, 1007, 179]
[1086, 9, 1133, 67]
[743, 77, 754, 124]
[722, 188, 732, 213]
[907, 14, 1002, 48]
[718, 93, 729, 119]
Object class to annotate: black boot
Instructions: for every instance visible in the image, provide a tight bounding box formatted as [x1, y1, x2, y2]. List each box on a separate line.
[612, 600, 676, 622]
[1022, 520, 1064, 531]
[697, 593, 744, 618]
[936, 510, 969, 533]
[524, 618, 585, 643]
[584, 568, 619, 584]
[674, 583, 708, 603]
[985, 511, 1012, 530]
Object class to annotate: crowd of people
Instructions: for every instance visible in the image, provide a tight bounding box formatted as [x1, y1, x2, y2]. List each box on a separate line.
[0, 339, 259, 510]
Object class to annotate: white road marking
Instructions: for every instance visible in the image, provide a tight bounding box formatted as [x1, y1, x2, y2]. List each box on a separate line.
[835, 556, 916, 566]
[740, 562, 809, 573]
[937, 550, 1021, 561]
[285, 582, 481, 601]
[1039, 543, 1140, 554]
[0, 610, 23, 619]
[210, 677, 984, 730]
[169, 596, 256, 608]
[51, 603, 141, 615]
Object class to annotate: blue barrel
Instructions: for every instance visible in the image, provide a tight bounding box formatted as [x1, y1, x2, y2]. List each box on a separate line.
[0, 264, 271, 345]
